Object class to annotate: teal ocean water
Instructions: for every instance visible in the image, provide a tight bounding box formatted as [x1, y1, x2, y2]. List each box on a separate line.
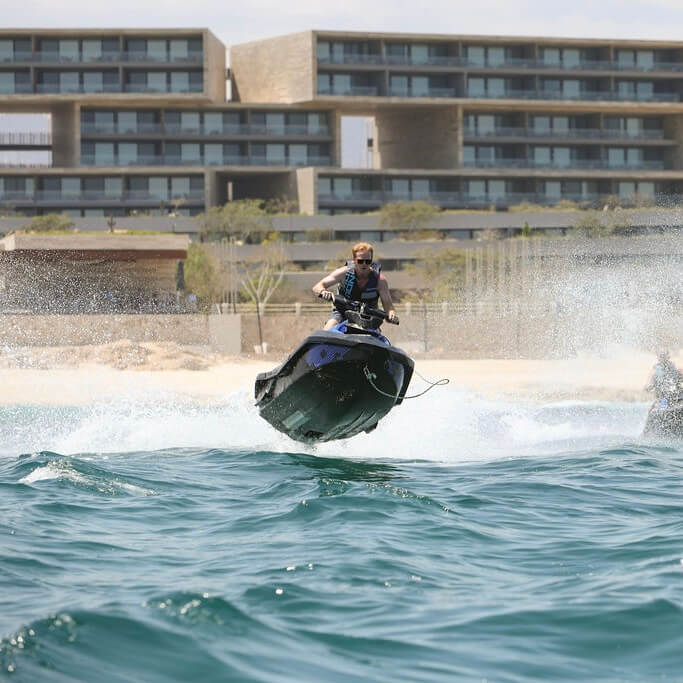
[2, 389, 683, 681]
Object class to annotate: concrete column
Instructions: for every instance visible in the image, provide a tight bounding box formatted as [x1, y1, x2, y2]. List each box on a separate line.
[51, 103, 79, 167]
[374, 106, 460, 169]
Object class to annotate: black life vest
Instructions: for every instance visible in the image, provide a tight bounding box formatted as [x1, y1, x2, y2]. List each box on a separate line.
[338, 261, 381, 307]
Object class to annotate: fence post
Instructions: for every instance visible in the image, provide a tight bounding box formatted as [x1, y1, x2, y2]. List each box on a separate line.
[405, 302, 412, 316]
[441, 301, 448, 315]
[295, 302, 302, 316]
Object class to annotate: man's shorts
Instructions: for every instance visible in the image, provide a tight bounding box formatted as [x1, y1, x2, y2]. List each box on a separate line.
[328, 310, 344, 324]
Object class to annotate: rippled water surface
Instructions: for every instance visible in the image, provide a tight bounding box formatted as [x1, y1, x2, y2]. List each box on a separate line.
[2, 389, 683, 681]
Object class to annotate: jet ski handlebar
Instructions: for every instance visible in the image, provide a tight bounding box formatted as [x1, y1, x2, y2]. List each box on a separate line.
[319, 293, 399, 325]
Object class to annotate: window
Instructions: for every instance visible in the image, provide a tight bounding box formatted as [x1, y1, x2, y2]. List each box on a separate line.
[467, 46, 485, 66]
[411, 44, 429, 64]
[541, 48, 560, 66]
[95, 143, 115, 165]
[563, 49, 580, 68]
[204, 112, 223, 134]
[171, 71, 189, 92]
[171, 177, 190, 197]
[118, 143, 138, 165]
[104, 177, 122, 197]
[82, 40, 102, 61]
[0, 40, 13, 61]
[118, 111, 137, 133]
[534, 147, 551, 164]
[59, 72, 80, 93]
[147, 72, 167, 92]
[59, 40, 79, 61]
[180, 112, 200, 132]
[318, 177, 331, 196]
[0, 72, 14, 93]
[181, 144, 201, 163]
[468, 77, 485, 97]
[205, 144, 223, 165]
[488, 47, 505, 66]
[289, 144, 307, 165]
[266, 144, 286, 164]
[149, 177, 169, 200]
[147, 40, 167, 61]
[169, 40, 189, 61]
[83, 72, 103, 92]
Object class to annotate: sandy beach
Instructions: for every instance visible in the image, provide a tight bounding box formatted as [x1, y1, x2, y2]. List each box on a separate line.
[1, 341, 679, 405]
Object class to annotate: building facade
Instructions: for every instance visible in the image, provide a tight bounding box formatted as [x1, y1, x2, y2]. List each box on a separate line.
[2, 29, 683, 218]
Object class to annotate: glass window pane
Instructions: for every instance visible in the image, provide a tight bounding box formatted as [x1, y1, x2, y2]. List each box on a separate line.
[317, 41, 329, 60]
[618, 181, 636, 197]
[0, 40, 13, 61]
[147, 40, 167, 61]
[636, 51, 654, 70]
[82, 40, 102, 61]
[534, 116, 551, 132]
[59, 40, 79, 61]
[333, 74, 350, 94]
[467, 46, 485, 66]
[562, 80, 580, 98]
[148, 72, 167, 91]
[488, 180, 505, 199]
[204, 112, 223, 133]
[553, 116, 569, 133]
[463, 146, 475, 163]
[553, 147, 570, 167]
[542, 48, 560, 65]
[83, 72, 103, 92]
[545, 181, 561, 198]
[488, 47, 505, 66]
[412, 76, 428, 96]
[467, 180, 486, 198]
[488, 78, 504, 97]
[171, 71, 189, 91]
[169, 40, 188, 60]
[318, 177, 331, 195]
[391, 179, 410, 197]
[204, 143, 223, 165]
[0, 73, 14, 93]
[563, 49, 580, 67]
[411, 179, 429, 198]
[334, 178, 352, 197]
[95, 143, 115, 165]
[468, 77, 485, 96]
[119, 143, 137, 165]
[266, 113, 285, 133]
[171, 177, 190, 197]
[180, 112, 200, 131]
[478, 115, 495, 133]
[638, 181, 654, 196]
[118, 111, 137, 133]
[411, 44, 428, 64]
[608, 148, 625, 166]
[265, 143, 286, 163]
[60, 72, 80, 92]
[534, 147, 551, 164]
[181, 143, 201, 162]
[150, 177, 169, 199]
[104, 177, 122, 197]
[289, 144, 307, 165]
[62, 178, 80, 197]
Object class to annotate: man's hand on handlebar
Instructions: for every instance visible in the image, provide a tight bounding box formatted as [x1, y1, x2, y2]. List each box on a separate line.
[387, 311, 399, 324]
[318, 290, 334, 301]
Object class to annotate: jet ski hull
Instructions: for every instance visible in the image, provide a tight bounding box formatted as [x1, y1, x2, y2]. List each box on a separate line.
[255, 331, 414, 443]
[643, 398, 683, 439]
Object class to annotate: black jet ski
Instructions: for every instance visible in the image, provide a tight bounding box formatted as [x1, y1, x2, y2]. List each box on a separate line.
[254, 295, 414, 443]
[643, 395, 683, 439]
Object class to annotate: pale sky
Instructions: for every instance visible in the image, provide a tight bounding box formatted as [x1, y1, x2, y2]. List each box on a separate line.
[5, 0, 683, 45]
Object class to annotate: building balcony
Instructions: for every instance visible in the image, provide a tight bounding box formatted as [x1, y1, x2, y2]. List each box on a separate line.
[81, 123, 165, 135]
[36, 83, 122, 94]
[123, 83, 203, 94]
[467, 88, 680, 102]
[388, 86, 458, 98]
[0, 83, 35, 94]
[463, 126, 668, 141]
[121, 50, 203, 63]
[317, 85, 379, 96]
[318, 54, 384, 65]
[463, 158, 666, 170]
[0, 132, 52, 146]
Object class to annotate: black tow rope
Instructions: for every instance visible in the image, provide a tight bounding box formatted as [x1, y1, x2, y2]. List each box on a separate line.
[363, 366, 449, 400]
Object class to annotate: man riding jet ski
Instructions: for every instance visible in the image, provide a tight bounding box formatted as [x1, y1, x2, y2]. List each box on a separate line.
[643, 350, 683, 438]
[312, 241, 399, 329]
[254, 243, 413, 443]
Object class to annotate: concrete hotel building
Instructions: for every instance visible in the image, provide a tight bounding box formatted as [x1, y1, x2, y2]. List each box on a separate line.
[1, 28, 683, 218]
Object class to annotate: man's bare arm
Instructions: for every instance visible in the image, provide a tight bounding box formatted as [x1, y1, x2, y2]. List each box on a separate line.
[378, 275, 397, 321]
[312, 267, 346, 298]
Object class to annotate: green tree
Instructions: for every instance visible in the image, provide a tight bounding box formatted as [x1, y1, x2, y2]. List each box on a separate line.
[198, 199, 271, 243]
[379, 200, 440, 237]
[573, 213, 615, 238]
[21, 213, 74, 233]
[405, 247, 466, 302]
[183, 243, 223, 310]
[520, 221, 533, 237]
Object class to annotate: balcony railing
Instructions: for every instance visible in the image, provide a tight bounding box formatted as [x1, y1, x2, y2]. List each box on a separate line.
[462, 158, 666, 170]
[80, 154, 331, 167]
[467, 88, 680, 102]
[0, 132, 52, 145]
[36, 83, 122, 94]
[317, 85, 379, 96]
[123, 83, 203, 94]
[0, 50, 204, 64]
[315, 51, 683, 72]
[388, 86, 458, 98]
[0, 83, 34, 94]
[121, 50, 203, 63]
[81, 123, 165, 135]
[464, 126, 667, 140]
